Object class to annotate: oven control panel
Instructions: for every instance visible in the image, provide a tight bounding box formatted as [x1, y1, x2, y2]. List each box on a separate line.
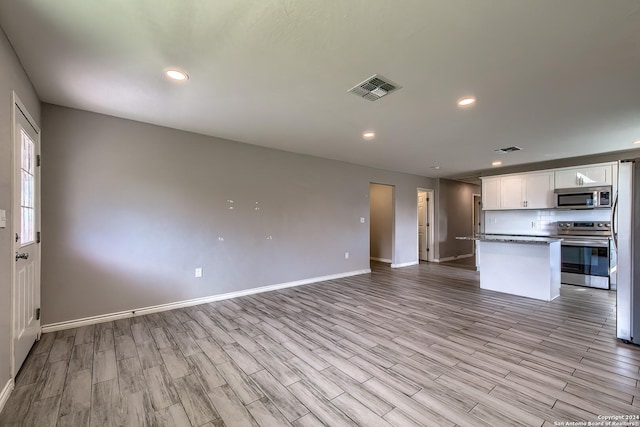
[556, 221, 611, 236]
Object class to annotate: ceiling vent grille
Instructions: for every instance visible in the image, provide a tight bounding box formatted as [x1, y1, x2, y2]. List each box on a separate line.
[348, 74, 401, 101]
[494, 146, 522, 154]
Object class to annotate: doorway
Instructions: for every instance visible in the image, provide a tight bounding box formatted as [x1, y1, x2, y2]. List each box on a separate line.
[472, 193, 482, 254]
[418, 189, 435, 262]
[11, 93, 41, 377]
[369, 183, 394, 265]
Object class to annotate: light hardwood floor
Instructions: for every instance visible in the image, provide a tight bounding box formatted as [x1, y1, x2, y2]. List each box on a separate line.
[1, 262, 639, 426]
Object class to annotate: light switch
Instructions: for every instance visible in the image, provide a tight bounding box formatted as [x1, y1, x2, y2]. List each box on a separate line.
[360, 217, 365, 223]
[0, 209, 6, 228]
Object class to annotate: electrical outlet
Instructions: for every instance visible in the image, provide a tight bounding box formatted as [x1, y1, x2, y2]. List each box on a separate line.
[360, 217, 365, 223]
[195, 268, 203, 278]
[344, 252, 349, 259]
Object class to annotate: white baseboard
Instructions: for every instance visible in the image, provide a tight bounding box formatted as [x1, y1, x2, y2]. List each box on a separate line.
[370, 257, 392, 263]
[391, 261, 419, 269]
[0, 378, 14, 414]
[41, 269, 371, 333]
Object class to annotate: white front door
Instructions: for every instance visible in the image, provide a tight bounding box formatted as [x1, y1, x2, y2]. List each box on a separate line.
[12, 97, 41, 375]
[418, 192, 428, 260]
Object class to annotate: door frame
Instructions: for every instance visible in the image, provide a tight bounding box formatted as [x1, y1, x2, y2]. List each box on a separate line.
[10, 92, 41, 377]
[471, 193, 484, 254]
[472, 193, 482, 255]
[417, 188, 435, 262]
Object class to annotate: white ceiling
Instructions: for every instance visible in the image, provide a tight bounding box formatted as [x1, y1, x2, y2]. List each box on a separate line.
[1, 0, 639, 178]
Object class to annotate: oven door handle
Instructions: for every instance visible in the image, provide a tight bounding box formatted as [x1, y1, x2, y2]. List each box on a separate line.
[561, 240, 610, 248]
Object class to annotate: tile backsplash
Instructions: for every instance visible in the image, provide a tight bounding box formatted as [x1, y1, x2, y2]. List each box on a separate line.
[484, 209, 612, 236]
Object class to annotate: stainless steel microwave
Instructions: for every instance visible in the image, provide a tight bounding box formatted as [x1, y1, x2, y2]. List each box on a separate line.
[554, 186, 612, 209]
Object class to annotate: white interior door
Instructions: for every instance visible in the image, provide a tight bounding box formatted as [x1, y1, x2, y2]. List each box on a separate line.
[418, 192, 428, 260]
[12, 97, 41, 375]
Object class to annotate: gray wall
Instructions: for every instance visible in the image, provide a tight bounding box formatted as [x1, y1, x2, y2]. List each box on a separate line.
[0, 28, 41, 386]
[41, 104, 438, 324]
[437, 178, 480, 259]
[369, 184, 393, 261]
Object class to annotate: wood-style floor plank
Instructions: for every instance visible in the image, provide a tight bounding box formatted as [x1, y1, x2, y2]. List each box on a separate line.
[250, 370, 307, 421]
[246, 397, 293, 427]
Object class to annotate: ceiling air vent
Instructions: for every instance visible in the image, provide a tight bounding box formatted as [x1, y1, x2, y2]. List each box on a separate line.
[348, 74, 401, 101]
[494, 146, 522, 154]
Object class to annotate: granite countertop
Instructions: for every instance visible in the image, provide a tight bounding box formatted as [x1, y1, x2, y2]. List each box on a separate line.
[456, 234, 563, 245]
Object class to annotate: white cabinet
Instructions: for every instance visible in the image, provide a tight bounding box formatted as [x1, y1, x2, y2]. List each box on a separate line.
[481, 162, 616, 210]
[482, 172, 554, 210]
[525, 172, 555, 208]
[500, 175, 526, 209]
[501, 172, 554, 209]
[481, 177, 501, 210]
[555, 164, 612, 188]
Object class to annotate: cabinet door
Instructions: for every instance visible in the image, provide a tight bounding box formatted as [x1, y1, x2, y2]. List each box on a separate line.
[525, 172, 554, 209]
[481, 177, 501, 210]
[500, 176, 526, 209]
[580, 165, 611, 186]
[555, 169, 580, 188]
[555, 165, 612, 188]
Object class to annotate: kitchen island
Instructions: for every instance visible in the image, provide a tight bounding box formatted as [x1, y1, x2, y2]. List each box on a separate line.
[456, 234, 562, 301]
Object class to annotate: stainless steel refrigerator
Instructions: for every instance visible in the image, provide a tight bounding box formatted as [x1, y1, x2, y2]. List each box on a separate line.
[615, 160, 640, 343]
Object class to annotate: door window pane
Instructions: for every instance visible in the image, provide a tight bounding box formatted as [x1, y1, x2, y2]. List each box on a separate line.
[20, 129, 35, 245]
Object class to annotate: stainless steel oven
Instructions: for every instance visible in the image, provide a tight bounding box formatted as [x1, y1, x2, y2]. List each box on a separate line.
[555, 221, 612, 289]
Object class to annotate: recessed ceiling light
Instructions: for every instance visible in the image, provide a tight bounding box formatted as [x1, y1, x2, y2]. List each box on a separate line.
[165, 69, 189, 81]
[634, 140, 640, 145]
[430, 166, 441, 170]
[492, 161, 502, 166]
[457, 96, 476, 107]
[362, 131, 375, 140]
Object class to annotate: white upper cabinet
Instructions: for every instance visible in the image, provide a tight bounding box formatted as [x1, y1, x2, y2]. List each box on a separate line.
[482, 177, 501, 210]
[555, 164, 612, 188]
[500, 175, 526, 209]
[525, 172, 555, 208]
[482, 172, 554, 210]
[481, 162, 615, 211]
[501, 172, 554, 209]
